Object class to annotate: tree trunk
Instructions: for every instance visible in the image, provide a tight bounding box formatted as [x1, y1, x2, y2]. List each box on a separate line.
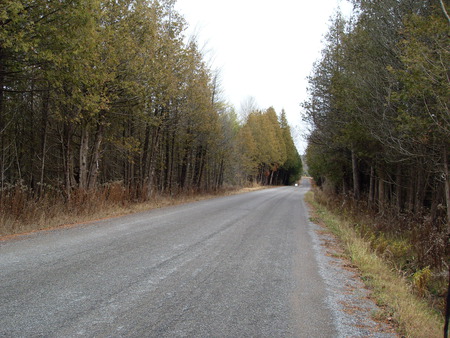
[414, 165, 428, 214]
[180, 148, 189, 190]
[146, 126, 160, 198]
[79, 125, 89, 190]
[378, 167, 385, 212]
[444, 264, 449, 338]
[444, 147, 450, 232]
[63, 123, 75, 200]
[141, 123, 151, 194]
[0, 47, 5, 191]
[88, 122, 104, 190]
[169, 130, 176, 193]
[195, 145, 206, 190]
[187, 147, 195, 189]
[351, 148, 360, 200]
[369, 165, 375, 205]
[407, 167, 415, 212]
[395, 165, 403, 212]
[39, 90, 50, 196]
[163, 129, 171, 192]
[217, 158, 224, 189]
[273, 169, 279, 186]
[269, 169, 274, 185]
[28, 84, 36, 190]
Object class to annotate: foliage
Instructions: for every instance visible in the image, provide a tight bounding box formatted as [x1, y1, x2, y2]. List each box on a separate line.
[413, 266, 432, 297]
[0, 0, 302, 225]
[304, 5, 449, 327]
[238, 107, 302, 185]
[303, 1, 449, 249]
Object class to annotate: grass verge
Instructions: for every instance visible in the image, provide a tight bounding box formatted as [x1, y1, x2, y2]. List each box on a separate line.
[305, 190, 445, 338]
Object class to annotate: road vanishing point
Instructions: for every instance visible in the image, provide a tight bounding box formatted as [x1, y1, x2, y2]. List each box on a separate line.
[0, 179, 392, 337]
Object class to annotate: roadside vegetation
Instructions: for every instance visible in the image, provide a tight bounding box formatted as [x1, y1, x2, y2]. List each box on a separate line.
[0, 0, 301, 236]
[306, 189, 444, 338]
[303, 0, 449, 336]
[0, 182, 266, 237]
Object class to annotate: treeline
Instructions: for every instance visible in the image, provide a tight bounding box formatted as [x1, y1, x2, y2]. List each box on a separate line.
[304, 0, 449, 232]
[0, 0, 301, 207]
[239, 108, 302, 186]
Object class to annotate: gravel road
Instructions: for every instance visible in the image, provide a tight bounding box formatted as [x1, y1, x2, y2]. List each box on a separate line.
[0, 179, 394, 337]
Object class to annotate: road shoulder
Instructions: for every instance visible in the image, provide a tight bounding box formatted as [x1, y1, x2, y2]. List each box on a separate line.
[304, 196, 398, 337]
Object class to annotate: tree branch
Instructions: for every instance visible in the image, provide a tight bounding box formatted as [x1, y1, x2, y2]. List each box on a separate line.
[439, 0, 450, 24]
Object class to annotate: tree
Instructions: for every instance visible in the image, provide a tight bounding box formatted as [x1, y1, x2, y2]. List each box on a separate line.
[0, 0, 300, 216]
[304, 0, 449, 273]
[239, 107, 300, 185]
[391, 11, 450, 227]
[278, 110, 302, 185]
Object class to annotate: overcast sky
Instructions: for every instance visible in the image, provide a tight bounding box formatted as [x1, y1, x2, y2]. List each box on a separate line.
[174, 0, 353, 153]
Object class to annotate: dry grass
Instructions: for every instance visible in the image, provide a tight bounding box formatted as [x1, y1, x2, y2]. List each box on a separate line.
[0, 183, 267, 238]
[305, 190, 445, 338]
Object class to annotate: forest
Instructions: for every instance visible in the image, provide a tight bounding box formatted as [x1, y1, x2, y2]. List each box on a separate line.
[304, 0, 449, 315]
[0, 0, 302, 232]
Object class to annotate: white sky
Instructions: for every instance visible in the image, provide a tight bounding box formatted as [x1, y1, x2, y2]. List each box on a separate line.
[175, 0, 353, 153]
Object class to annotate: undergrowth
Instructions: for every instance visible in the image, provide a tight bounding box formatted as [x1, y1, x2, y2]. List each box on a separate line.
[306, 188, 447, 337]
[314, 188, 448, 314]
[0, 181, 263, 237]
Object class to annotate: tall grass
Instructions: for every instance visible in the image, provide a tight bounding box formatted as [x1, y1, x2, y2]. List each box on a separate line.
[306, 189, 446, 337]
[0, 182, 262, 237]
[312, 188, 448, 310]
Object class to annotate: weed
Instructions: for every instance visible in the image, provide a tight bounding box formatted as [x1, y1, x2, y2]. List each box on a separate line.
[0, 183, 266, 237]
[309, 188, 448, 318]
[412, 267, 432, 297]
[306, 190, 445, 337]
